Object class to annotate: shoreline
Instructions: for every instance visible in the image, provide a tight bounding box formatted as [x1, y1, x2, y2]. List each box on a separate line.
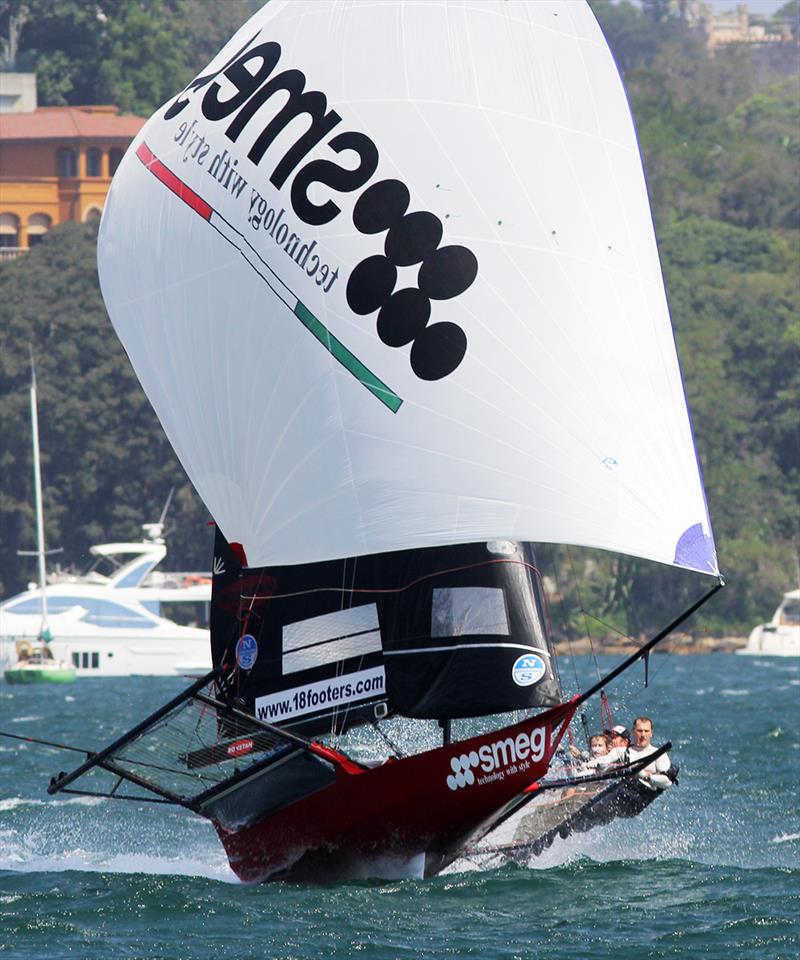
[554, 634, 748, 656]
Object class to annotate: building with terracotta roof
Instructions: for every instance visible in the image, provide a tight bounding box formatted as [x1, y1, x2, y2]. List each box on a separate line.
[0, 74, 145, 259]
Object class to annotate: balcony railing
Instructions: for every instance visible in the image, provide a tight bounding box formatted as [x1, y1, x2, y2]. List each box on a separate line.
[0, 247, 27, 262]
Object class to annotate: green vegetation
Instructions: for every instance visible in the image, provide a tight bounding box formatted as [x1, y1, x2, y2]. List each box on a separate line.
[0, 223, 214, 594]
[557, 1, 800, 639]
[0, 1, 797, 640]
[1, 0, 260, 114]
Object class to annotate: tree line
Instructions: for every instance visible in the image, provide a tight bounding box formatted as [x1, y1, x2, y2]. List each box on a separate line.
[0, 0, 797, 639]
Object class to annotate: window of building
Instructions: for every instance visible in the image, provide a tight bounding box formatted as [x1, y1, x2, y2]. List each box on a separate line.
[86, 147, 102, 177]
[109, 147, 124, 175]
[0, 213, 19, 248]
[57, 148, 77, 178]
[27, 213, 51, 248]
[84, 207, 102, 223]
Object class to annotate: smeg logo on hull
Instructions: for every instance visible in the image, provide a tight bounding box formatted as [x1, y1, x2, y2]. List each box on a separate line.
[446, 727, 547, 791]
[163, 31, 477, 382]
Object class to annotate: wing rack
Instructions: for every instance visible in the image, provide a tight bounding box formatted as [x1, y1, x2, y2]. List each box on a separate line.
[47, 670, 354, 815]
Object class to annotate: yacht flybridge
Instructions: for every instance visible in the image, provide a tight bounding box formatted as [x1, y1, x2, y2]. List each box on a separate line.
[0, 523, 211, 677]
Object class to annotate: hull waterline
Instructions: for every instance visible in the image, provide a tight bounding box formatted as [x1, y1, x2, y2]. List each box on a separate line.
[4, 664, 76, 684]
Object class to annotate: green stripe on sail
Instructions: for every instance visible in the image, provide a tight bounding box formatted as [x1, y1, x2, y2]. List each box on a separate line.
[293, 301, 402, 414]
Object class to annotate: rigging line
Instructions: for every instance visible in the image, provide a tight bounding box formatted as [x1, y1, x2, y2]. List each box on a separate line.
[335, 555, 362, 741]
[639, 627, 693, 687]
[578, 611, 636, 644]
[232, 565, 271, 701]
[330, 557, 347, 740]
[600, 690, 615, 733]
[331, 556, 355, 742]
[566, 546, 603, 684]
[576, 605, 693, 694]
[573, 579, 724, 709]
[535, 552, 558, 663]
[545, 543, 581, 698]
[240, 559, 544, 603]
[190, 674, 219, 743]
[0, 730, 90, 755]
[371, 721, 405, 759]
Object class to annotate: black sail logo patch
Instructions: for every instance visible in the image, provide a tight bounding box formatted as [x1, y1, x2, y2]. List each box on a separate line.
[347, 180, 478, 381]
[162, 30, 478, 387]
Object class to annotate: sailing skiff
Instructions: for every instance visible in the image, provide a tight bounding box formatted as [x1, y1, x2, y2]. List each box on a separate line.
[43, 0, 722, 882]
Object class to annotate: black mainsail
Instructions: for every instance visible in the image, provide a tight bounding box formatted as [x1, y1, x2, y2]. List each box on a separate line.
[212, 531, 561, 736]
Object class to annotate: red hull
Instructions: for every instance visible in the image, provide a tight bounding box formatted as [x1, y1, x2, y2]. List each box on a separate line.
[215, 702, 575, 882]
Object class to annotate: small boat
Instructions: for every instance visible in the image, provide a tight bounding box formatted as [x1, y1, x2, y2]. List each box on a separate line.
[0, 522, 212, 677]
[44, 0, 723, 882]
[3, 359, 74, 686]
[738, 589, 800, 657]
[1, 361, 211, 679]
[4, 636, 75, 685]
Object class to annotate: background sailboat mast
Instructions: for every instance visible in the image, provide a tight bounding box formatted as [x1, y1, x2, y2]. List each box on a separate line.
[29, 355, 49, 639]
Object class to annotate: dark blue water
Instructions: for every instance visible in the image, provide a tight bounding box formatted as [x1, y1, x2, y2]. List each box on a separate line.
[2, 654, 798, 959]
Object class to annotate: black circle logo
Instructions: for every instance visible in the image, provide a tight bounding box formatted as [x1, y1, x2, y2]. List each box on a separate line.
[347, 179, 478, 381]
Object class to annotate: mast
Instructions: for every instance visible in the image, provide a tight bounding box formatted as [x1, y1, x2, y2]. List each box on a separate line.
[29, 355, 50, 641]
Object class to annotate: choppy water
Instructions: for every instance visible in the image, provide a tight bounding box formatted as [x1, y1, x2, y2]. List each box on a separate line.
[1, 654, 798, 959]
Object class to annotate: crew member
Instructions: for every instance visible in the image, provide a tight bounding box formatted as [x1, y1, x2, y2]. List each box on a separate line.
[627, 715, 672, 789]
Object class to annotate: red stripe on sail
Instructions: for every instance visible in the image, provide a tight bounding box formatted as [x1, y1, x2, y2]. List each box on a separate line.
[228, 542, 248, 566]
[136, 142, 212, 221]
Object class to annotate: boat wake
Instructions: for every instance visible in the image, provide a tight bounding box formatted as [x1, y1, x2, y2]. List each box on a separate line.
[0, 844, 235, 882]
[4, 802, 797, 885]
[449, 794, 800, 876]
[771, 832, 800, 845]
[0, 797, 45, 812]
[0, 796, 236, 883]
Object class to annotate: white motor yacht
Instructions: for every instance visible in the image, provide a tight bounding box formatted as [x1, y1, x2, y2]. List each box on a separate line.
[738, 589, 800, 657]
[0, 524, 211, 677]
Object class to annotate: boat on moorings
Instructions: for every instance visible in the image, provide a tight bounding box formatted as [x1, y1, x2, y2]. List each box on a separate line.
[0, 525, 212, 677]
[738, 589, 800, 657]
[4, 636, 75, 685]
[3, 358, 74, 686]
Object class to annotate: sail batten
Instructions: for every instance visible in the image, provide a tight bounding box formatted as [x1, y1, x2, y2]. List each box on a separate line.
[98, 0, 717, 577]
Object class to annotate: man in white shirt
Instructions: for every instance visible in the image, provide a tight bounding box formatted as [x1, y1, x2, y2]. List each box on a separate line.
[627, 716, 672, 789]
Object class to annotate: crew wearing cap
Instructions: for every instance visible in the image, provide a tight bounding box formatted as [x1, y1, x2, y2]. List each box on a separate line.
[608, 725, 630, 749]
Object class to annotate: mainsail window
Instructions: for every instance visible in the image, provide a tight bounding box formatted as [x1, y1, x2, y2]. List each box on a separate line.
[431, 587, 510, 638]
[282, 604, 382, 674]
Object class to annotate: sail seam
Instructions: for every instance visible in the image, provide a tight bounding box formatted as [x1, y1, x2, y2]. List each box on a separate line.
[384, 643, 551, 657]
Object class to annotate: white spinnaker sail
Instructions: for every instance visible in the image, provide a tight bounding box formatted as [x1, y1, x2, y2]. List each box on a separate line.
[98, 0, 717, 576]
